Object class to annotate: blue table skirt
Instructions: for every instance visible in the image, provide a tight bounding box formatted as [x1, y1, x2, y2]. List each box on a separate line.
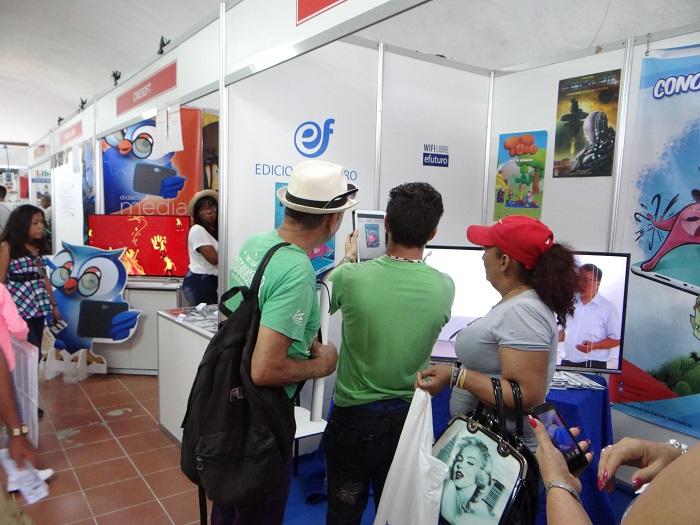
[431, 374, 615, 525]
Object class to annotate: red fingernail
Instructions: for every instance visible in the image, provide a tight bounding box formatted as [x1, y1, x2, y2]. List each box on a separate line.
[632, 478, 642, 488]
[597, 478, 604, 491]
[603, 471, 608, 483]
[528, 415, 537, 429]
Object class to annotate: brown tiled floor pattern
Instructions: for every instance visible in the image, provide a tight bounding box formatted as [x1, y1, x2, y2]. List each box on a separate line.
[12, 373, 208, 525]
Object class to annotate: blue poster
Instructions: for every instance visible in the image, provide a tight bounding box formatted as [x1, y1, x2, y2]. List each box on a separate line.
[614, 45, 700, 437]
[274, 182, 335, 277]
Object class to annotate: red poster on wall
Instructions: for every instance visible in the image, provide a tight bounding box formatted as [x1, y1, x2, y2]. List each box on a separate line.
[297, 0, 347, 24]
[19, 174, 29, 199]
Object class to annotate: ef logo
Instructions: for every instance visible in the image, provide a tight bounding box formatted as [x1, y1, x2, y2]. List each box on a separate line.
[294, 118, 335, 158]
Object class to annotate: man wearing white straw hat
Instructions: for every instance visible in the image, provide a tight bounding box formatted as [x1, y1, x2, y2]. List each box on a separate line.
[213, 159, 358, 525]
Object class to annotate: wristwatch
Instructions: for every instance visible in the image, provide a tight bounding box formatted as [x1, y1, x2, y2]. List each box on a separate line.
[10, 425, 29, 437]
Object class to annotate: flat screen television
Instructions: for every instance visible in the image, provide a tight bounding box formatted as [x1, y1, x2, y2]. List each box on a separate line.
[557, 251, 630, 375]
[424, 246, 630, 374]
[424, 246, 501, 360]
[87, 214, 191, 277]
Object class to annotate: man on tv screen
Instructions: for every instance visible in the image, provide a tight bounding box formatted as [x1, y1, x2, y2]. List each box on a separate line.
[560, 263, 621, 370]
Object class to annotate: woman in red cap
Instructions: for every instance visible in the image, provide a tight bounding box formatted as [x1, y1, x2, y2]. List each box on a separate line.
[416, 215, 578, 452]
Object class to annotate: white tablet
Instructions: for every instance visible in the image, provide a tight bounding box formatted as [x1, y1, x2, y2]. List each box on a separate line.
[352, 209, 387, 262]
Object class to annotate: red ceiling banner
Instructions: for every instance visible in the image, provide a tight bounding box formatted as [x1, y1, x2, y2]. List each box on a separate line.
[116, 61, 177, 116]
[297, 0, 347, 24]
[59, 121, 83, 146]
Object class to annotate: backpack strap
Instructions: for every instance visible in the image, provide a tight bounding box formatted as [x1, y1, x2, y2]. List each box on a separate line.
[250, 242, 291, 295]
[198, 485, 207, 525]
[218, 242, 291, 317]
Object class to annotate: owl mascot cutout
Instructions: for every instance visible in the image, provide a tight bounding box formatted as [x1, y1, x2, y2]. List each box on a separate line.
[45, 243, 141, 379]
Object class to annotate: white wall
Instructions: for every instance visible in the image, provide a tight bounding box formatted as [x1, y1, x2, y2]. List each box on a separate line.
[227, 40, 379, 262]
[380, 51, 490, 245]
[490, 49, 625, 250]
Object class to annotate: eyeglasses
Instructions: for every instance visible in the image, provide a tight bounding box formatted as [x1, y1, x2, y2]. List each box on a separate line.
[104, 130, 154, 159]
[320, 187, 358, 210]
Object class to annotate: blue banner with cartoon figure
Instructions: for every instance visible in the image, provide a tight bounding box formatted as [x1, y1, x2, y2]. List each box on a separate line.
[614, 44, 700, 437]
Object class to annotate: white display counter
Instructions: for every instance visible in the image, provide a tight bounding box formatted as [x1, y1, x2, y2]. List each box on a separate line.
[157, 306, 327, 454]
[93, 278, 182, 375]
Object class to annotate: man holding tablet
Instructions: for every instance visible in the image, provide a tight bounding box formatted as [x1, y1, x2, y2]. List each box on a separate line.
[324, 182, 455, 524]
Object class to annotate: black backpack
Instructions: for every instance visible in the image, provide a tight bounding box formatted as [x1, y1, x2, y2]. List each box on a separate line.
[180, 242, 297, 522]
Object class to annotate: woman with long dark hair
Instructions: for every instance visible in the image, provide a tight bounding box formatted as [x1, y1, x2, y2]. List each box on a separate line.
[183, 190, 219, 306]
[417, 216, 579, 451]
[0, 204, 62, 360]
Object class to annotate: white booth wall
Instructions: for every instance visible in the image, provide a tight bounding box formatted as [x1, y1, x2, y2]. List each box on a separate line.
[488, 48, 626, 250]
[379, 50, 490, 245]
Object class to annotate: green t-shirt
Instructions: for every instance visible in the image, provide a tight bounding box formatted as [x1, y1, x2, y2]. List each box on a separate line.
[328, 255, 454, 406]
[227, 230, 319, 397]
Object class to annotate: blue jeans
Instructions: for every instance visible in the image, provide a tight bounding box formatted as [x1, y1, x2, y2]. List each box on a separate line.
[324, 399, 410, 525]
[210, 457, 293, 525]
[182, 271, 218, 306]
[25, 317, 45, 364]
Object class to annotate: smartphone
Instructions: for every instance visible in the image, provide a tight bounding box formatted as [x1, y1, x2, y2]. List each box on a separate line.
[133, 163, 178, 195]
[77, 300, 129, 338]
[531, 402, 588, 473]
[351, 209, 386, 262]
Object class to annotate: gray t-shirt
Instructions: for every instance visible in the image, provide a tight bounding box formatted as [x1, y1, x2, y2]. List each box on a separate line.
[450, 289, 557, 450]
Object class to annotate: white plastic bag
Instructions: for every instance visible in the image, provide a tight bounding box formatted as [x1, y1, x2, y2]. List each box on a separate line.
[373, 388, 448, 525]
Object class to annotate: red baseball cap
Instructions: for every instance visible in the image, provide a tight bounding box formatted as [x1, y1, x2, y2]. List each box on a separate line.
[466, 216, 554, 269]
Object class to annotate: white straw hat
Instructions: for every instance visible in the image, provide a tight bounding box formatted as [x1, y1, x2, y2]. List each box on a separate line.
[188, 189, 218, 217]
[276, 160, 359, 215]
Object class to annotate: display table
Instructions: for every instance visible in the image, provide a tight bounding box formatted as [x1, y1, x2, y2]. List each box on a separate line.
[432, 374, 615, 525]
[157, 307, 327, 453]
[94, 278, 181, 374]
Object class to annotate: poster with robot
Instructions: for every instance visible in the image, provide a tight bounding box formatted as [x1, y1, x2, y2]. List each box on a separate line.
[553, 69, 620, 178]
[612, 45, 700, 437]
[493, 131, 547, 221]
[101, 107, 203, 216]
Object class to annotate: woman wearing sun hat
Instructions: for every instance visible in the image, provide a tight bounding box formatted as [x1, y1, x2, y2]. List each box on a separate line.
[416, 215, 579, 451]
[183, 189, 219, 306]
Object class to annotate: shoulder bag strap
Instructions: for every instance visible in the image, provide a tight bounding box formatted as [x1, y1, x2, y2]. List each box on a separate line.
[218, 242, 291, 316]
[490, 377, 506, 432]
[509, 380, 525, 437]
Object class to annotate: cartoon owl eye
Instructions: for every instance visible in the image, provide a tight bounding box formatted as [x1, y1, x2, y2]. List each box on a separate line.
[104, 130, 125, 148]
[50, 261, 73, 287]
[132, 133, 153, 159]
[78, 267, 101, 296]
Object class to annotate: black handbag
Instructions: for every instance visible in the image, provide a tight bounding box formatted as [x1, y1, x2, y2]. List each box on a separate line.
[433, 378, 540, 525]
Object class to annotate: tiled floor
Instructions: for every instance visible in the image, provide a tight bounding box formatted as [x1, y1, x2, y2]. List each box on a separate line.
[10, 372, 208, 525]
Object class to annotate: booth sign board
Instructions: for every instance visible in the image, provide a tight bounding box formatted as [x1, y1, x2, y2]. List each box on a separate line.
[32, 144, 47, 160]
[297, 0, 347, 24]
[59, 121, 83, 146]
[116, 61, 177, 116]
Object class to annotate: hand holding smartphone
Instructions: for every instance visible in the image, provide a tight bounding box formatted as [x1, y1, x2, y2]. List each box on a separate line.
[531, 402, 589, 473]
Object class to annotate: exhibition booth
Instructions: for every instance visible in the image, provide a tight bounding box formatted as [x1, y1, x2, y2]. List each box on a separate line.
[22, 0, 700, 519]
